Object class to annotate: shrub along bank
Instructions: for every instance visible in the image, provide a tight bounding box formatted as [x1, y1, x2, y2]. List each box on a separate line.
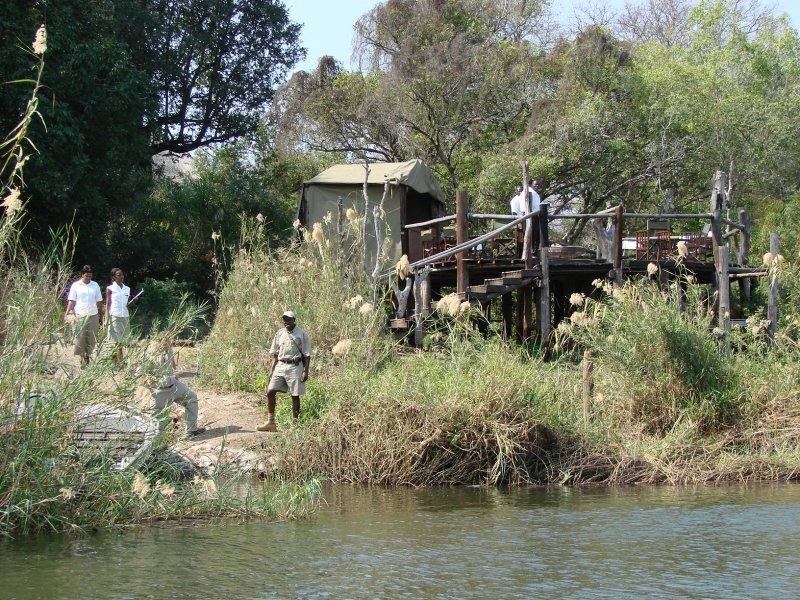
[203, 221, 800, 486]
[0, 237, 321, 538]
[0, 46, 320, 538]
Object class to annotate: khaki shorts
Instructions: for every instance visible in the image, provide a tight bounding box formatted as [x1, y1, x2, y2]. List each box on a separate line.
[73, 314, 100, 356]
[108, 316, 130, 343]
[268, 362, 306, 396]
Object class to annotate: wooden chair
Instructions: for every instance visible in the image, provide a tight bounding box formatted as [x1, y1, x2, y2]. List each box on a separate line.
[635, 230, 649, 260]
[685, 232, 712, 261]
[636, 228, 672, 260]
[655, 230, 672, 259]
[492, 237, 517, 259]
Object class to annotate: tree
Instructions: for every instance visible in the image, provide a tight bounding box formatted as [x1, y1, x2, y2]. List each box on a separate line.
[146, 0, 304, 153]
[1, 1, 156, 262]
[0, 0, 304, 279]
[273, 0, 548, 199]
[631, 0, 800, 214]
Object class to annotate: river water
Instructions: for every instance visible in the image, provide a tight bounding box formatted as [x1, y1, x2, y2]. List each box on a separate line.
[2, 483, 800, 599]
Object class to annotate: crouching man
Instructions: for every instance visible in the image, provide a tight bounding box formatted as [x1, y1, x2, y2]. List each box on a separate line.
[150, 338, 206, 437]
[257, 310, 312, 432]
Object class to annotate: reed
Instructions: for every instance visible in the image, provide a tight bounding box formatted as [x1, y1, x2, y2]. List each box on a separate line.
[202, 214, 391, 394]
[0, 37, 319, 538]
[204, 227, 800, 486]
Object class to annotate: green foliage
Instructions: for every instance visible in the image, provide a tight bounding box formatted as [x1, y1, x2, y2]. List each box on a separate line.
[202, 215, 390, 393]
[131, 277, 195, 334]
[556, 277, 738, 432]
[0, 0, 304, 290]
[758, 192, 800, 262]
[147, 0, 304, 153]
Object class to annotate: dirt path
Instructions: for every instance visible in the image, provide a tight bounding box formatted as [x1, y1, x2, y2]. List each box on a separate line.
[172, 388, 278, 475]
[47, 340, 275, 474]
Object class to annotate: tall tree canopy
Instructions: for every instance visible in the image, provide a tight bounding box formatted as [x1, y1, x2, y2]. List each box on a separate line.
[273, 0, 800, 248]
[0, 0, 303, 271]
[272, 0, 547, 195]
[147, 0, 304, 153]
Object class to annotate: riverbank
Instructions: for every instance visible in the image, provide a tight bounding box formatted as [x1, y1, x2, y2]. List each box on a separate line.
[194, 224, 800, 487]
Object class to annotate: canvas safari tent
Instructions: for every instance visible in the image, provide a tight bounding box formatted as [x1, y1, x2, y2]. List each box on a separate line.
[299, 159, 447, 266]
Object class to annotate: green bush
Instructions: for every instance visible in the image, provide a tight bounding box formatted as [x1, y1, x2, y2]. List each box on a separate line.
[556, 276, 738, 432]
[131, 277, 196, 335]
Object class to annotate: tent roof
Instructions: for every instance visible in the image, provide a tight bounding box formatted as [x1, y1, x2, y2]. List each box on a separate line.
[305, 159, 445, 204]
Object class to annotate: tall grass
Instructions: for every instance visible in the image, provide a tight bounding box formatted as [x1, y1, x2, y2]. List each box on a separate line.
[202, 215, 393, 393]
[204, 223, 800, 486]
[0, 35, 319, 538]
[556, 276, 738, 433]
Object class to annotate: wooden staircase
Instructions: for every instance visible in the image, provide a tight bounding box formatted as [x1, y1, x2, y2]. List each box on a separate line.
[460, 268, 541, 303]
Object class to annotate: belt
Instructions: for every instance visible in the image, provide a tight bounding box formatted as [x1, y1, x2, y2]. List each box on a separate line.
[279, 358, 303, 365]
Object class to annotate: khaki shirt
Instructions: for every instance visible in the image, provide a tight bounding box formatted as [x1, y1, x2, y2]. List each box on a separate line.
[269, 326, 312, 361]
[156, 347, 176, 388]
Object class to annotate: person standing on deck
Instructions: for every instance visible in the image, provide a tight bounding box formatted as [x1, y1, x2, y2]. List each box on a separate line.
[64, 265, 104, 365]
[510, 185, 525, 255]
[510, 185, 525, 216]
[257, 311, 312, 432]
[526, 179, 542, 255]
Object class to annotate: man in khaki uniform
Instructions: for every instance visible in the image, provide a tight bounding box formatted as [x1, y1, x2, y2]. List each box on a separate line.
[257, 311, 312, 432]
[151, 339, 206, 437]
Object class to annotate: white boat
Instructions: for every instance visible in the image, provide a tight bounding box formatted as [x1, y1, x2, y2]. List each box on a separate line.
[72, 404, 160, 471]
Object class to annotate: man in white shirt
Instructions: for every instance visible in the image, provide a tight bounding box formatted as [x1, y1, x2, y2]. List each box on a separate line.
[509, 185, 524, 216]
[106, 268, 139, 364]
[510, 180, 543, 257]
[257, 310, 312, 432]
[64, 265, 104, 365]
[525, 179, 542, 254]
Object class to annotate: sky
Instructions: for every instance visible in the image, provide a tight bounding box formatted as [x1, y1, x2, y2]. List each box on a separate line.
[282, 0, 800, 73]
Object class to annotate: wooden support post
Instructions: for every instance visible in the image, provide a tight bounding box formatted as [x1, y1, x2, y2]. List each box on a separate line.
[582, 350, 593, 423]
[538, 247, 551, 340]
[709, 171, 726, 319]
[391, 277, 413, 319]
[710, 171, 726, 259]
[613, 205, 624, 287]
[456, 190, 469, 295]
[413, 269, 432, 348]
[718, 246, 731, 351]
[421, 273, 432, 317]
[738, 208, 751, 306]
[522, 287, 533, 340]
[676, 279, 687, 315]
[502, 291, 513, 340]
[768, 233, 780, 342]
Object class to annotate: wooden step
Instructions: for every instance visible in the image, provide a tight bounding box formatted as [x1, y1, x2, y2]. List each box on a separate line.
[467, 284, 508, 296]
[502, 268, 540, 281]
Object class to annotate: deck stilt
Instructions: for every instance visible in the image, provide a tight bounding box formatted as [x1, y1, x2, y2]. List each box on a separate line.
[538, 248, 551, 340]
[502, 290, 513, 340]
[768, 233, 780, 342]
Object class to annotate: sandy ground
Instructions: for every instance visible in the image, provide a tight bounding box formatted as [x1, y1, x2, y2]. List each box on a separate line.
[48, 338, 277, 473]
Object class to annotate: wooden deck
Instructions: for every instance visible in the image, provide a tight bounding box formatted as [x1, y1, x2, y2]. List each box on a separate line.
[388, 171, 776, 346]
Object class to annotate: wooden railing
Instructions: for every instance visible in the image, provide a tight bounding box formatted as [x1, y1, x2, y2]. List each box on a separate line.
[387, 170, 763, 347]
